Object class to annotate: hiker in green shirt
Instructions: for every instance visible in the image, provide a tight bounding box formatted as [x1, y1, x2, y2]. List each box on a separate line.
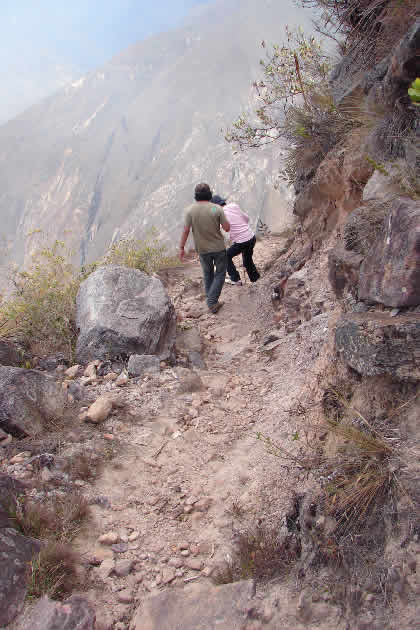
[179, 183, 230, 314]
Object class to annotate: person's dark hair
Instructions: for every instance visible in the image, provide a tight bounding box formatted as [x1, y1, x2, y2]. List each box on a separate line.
[211, 195, 226, 206]
[194, 183, 212, 202]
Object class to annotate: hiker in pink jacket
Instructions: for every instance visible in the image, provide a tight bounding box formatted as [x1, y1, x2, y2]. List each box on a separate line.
[212, 195, 260, 285]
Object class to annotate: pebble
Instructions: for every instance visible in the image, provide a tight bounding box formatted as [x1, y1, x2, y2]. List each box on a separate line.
[178, 542, 190, 550]
[104, 372, 118, 382]
[117, 589, 134, 604]
[86, 395, 113, 424]
[112, 543, 129, 554]
[185, 558, 203, 571]
[114, 560, 134, 577]
[116, 373, 129, 387]
[103, 433, 115, 441]
[168, 557, 183, 569]
[65, 364, 80, 379]
[161, 568, 176, 584]
[98, 532, 120, 545]
[181, 550, 190, 557]
[201, 566, 213, 577]
[97, 558, 115, 581]
[84, 362, 98, 378]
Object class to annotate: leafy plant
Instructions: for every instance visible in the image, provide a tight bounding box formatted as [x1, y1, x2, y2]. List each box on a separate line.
[0, 241, 80, 359]
[102, 231, 176, 273]
[408, 78, 420, 106]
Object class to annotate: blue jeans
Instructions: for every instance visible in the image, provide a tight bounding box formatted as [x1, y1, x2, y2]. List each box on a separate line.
[199, 250, 227, 308]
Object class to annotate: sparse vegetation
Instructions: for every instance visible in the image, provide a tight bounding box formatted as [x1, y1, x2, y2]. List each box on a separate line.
[0, 241, 80, 360]
[213, 524, 300, 585]
[102, 232, 177, 273]
[10, 491, 89, 600]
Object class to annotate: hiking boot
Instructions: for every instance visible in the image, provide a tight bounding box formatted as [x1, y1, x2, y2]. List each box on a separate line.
[225, 278, 242, 286]
[208, 301, 224, 314]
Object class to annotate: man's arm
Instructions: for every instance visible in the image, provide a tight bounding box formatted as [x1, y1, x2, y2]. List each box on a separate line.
[220, 209, 230, 232]
[179, 225, 190, 261]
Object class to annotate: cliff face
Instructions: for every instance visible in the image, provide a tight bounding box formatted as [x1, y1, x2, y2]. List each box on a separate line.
[0, 0, 308, 275]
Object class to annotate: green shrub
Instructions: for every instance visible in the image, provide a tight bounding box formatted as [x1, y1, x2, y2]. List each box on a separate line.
[102, 231, 176, 273]
[0, 241, 80, 359]
[226, 29, 354, 183]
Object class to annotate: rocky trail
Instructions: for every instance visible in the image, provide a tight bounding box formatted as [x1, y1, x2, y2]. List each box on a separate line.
[3, 235, 342, 630]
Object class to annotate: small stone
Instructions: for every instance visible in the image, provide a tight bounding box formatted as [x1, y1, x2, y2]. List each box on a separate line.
[201, 566, 213, 577]
[84, 362, 98, 378]
[185, 558, 203, 571]
[99, 532, 120, 545]
[86, 395, 114, 423]
[168, 557, 183, 569]
[117, 589, 134, 604]
[181, 550, 190, 557]
[96, 557, 115, 581]
[65, 364, 80, 379]
[104, 372, 118, 382]
[103, 433, 115, 441]
[114, 560, 134, 577]
[161, 568, 176, 584]
[112, 543, 129, 554]
[128, 531, 140, 542]
[178, 542, 190, 550]
[116, 373, 129, 387]
[74, 479, 86, 487]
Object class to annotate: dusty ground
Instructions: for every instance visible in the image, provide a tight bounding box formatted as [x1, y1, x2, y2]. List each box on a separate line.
[6, 235, 418, 629]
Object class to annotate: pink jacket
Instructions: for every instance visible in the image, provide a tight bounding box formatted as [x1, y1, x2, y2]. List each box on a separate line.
[223, 203, 254, 244]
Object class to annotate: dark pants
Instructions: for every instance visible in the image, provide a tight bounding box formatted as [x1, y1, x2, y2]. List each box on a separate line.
[227, 236, 260, 283]
[199, 250, 227, 308]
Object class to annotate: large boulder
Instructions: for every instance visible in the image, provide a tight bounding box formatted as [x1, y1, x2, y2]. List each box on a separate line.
[76, 266, 176, 364]
[0, 366, 67, 437]
[0, 474, 41, 627]
[21, 595, 96, 630]
[130, 580, 256, 630]
[335, 313, 420, 380]
[358, 197, 420, 307]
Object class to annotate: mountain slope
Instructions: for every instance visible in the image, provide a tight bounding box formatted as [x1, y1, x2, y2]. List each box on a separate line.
[0, 0, 311, 270]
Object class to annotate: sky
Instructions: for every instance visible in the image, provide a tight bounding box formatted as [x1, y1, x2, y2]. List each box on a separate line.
[0, 0, 207, 121]
[1, 0, 206, 68]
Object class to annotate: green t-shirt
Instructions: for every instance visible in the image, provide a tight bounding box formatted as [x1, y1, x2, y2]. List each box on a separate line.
[184, 202, 227, 254]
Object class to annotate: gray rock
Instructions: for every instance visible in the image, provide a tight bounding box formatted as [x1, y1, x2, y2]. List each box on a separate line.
[75, 266, 176, 364]
[343, 201, 388, 257]
[131, 579, 256, 630]
[0, 528, 41, 626]
[381, 19, 420, 108]
[128, 354, 160, 377]
[0, 474, 26, 528]
[0, 339, 22, 367]
[0, 367, 67, 437]
[21, 595, 96, 630]
[329, 49, 364, 107]
[335, 312, 420, 380]
[358, 197, 420, 307]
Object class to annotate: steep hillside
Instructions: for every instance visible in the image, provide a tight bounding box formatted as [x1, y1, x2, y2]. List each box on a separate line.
[0, 0, 310, 273]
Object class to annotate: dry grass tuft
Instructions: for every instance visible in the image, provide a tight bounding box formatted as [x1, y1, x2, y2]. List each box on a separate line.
[12, 491, 90, 543]
[64, 450, 100, 482]
[27, 542, 80, 600]
[213, 525, 301, 584]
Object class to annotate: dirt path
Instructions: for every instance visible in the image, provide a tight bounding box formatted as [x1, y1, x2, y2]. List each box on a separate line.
[65, 236, 335, 628]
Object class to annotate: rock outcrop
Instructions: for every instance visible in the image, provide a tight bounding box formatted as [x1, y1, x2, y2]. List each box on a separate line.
[21, 595, 96, 630]
[0, 339, 22, 367]
[335, 312, 420, 380]
[0, 367, 67, 437]
[131, 580, 256, 630]
[76, 266, 176, 364]
[0, 474, 41, 627]
[358, 197, 420, 307]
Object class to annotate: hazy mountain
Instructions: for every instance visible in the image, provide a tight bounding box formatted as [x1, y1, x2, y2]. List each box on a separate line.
[0, 0, 312, 272]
